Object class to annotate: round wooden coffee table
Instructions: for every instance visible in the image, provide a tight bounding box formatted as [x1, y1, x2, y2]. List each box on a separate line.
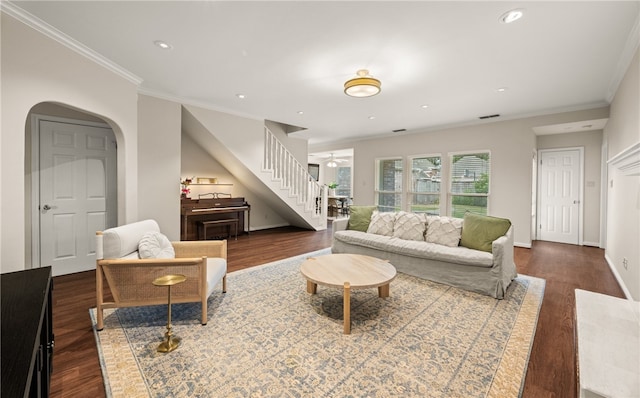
[300, 253, 397, 334]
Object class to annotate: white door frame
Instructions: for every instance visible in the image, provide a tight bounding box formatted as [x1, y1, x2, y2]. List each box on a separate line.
[30, 114, 115, 268]
[536, 147, 585, 245]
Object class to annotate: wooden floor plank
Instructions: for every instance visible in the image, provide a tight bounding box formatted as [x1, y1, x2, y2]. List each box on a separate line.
[48, 223, 624, 397]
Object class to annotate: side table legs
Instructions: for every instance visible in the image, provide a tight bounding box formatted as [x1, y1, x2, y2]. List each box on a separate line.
[152, 274, 187, 353]
[343, 282, 351, 334]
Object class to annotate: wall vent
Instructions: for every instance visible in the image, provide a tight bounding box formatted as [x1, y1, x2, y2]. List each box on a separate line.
[479, 114, 500, 120]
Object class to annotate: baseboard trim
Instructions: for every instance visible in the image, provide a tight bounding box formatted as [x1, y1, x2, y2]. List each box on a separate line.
[604, 253, 633, 300]
[514, 242, 532, 249]
[249, 222, 290, 232]
[582, 241, 601, 247]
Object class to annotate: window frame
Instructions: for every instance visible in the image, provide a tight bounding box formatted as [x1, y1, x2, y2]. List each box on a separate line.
[448, 150, 491, 218]
[407, 153, 442, 215]
[374, 157, 404, 212]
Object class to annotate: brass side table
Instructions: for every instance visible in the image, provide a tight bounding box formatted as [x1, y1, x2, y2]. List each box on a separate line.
[152, 274, 187, 353]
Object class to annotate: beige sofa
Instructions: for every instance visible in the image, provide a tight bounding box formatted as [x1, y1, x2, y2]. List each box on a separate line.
[95, 219, 227, 330]
[331, 212, 517, 299]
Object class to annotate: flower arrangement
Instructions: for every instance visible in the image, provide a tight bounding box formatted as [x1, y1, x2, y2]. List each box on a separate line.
[328, 182, 339, 189]
[180, 177, 194, 197]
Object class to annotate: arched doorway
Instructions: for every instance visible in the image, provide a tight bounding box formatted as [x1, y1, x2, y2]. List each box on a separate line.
[28, 102, 118, 276]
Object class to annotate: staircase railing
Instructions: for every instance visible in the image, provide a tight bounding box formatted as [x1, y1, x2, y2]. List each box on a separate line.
[263, 127, 326, 222]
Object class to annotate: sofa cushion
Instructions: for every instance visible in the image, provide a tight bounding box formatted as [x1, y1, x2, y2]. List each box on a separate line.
[425, 216, 463, 247]
[460, 212, 512, 253]
[393, 211, 427, 241]
[346, 205, 377, 232]
[138, 231, 175, 259]
[334, 230, 493, 267]
[367, 211, 396, 236]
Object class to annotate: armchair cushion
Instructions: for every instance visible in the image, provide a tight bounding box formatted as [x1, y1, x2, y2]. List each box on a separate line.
[102, 219, 161, 259]
[138, 231, 175, 259]
[207, 258, 227, 296]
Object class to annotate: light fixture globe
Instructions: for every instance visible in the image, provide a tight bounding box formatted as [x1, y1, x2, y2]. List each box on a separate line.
[344, 69, 381, 97]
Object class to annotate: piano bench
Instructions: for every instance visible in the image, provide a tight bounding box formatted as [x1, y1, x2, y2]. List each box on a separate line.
[198, 219, 238, 241]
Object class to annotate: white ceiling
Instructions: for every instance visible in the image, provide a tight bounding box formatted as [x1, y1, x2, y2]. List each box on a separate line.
[6, 1, 639, 145]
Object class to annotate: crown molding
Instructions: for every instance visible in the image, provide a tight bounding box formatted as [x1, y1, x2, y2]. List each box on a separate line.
[1, 1, 143, 85]
[137, 87, 264, 122]
[608, 142, 640, 176]
[606, 11, 640, 102]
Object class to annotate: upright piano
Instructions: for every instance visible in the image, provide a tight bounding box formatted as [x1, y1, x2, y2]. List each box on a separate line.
[180, 197, 250, 240]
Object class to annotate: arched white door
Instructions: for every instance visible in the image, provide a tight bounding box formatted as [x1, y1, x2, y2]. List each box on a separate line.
[36, 117, 117, 276]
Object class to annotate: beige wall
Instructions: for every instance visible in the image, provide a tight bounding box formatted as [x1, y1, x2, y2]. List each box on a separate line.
[537, 130, 603, 246]
[604, 48, 640, 300]
[311, 107, 610, 247]
[1, 13, 139, 272]
[137, 95, 182, 240]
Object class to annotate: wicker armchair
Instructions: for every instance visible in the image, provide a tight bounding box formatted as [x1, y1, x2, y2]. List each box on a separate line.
[95, 219, 227, 331]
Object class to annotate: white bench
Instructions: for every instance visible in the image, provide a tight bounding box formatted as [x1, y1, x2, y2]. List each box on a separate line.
[575, 289, 639, 398]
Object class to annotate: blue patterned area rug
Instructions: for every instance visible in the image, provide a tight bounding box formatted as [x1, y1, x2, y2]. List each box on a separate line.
[90, 248, 545, 397]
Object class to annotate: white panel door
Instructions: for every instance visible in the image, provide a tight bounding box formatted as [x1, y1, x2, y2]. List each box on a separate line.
[539, 149, 581, 244]
[39, 120, 117, 276]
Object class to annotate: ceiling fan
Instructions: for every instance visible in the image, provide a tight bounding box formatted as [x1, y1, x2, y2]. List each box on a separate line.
[323, 153, 348, 168]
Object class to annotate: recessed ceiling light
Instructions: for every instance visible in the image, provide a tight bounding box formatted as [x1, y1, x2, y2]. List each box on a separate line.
[297, 111, 304, 115]
[421, 104, 429, 109]
[236, 94, 246, 99]
[153, 40, 172, 50]
[368, 116, 376, 120]
[499, 9, 524, 24]
[496, 87, 508, 93]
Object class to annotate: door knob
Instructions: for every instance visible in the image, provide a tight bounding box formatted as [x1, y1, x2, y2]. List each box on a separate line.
[573, 200, 580, 204]
[42, 204, 52, 210]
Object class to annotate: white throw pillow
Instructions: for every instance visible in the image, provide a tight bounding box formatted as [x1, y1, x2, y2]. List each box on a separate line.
[425, 216, 463, 247]
[366, 211, 396, 236]
[393, 211, 427, 241]
[138, 231, 175, 259]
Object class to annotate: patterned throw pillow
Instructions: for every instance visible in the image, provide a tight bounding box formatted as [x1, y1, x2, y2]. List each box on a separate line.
[393, 211, 427, 241]
[366, 211, 396, 236]
[138, 231, 175, 259]
[425, 216, 463, 247]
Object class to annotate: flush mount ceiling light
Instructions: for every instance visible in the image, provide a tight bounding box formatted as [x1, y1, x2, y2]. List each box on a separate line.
[499, 9, 524, 24]
[344, 69, 381, 98]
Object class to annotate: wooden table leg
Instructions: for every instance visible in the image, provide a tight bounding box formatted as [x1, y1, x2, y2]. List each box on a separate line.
[378, 283, 390, 298]
[306, 280, 317, 294]
[343, 282, 351, 334]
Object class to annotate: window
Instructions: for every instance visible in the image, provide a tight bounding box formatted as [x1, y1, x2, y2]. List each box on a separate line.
[336, 166, 351, 197]
[308, 163, 319, 181]
[409, 155, 441, 215]
[450, 152, 490, 217]
[375, 158, 403, 212]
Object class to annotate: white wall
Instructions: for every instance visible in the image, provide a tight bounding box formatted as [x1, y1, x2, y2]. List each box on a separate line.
[137, 95, 182, 240]
[537, 130, 603, 246]
[1, 13, 139, 272]
[604, 48, 640, 300]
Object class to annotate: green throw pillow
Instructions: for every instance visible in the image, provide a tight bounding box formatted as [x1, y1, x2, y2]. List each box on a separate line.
[347, 206, 377, 232]
[460, 212, 511, 253]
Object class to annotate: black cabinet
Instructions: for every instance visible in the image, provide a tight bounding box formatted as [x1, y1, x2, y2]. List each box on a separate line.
[1, 267, 54, 398]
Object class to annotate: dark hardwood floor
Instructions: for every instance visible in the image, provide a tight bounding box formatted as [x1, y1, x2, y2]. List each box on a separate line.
[49, 222, 624, 397]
